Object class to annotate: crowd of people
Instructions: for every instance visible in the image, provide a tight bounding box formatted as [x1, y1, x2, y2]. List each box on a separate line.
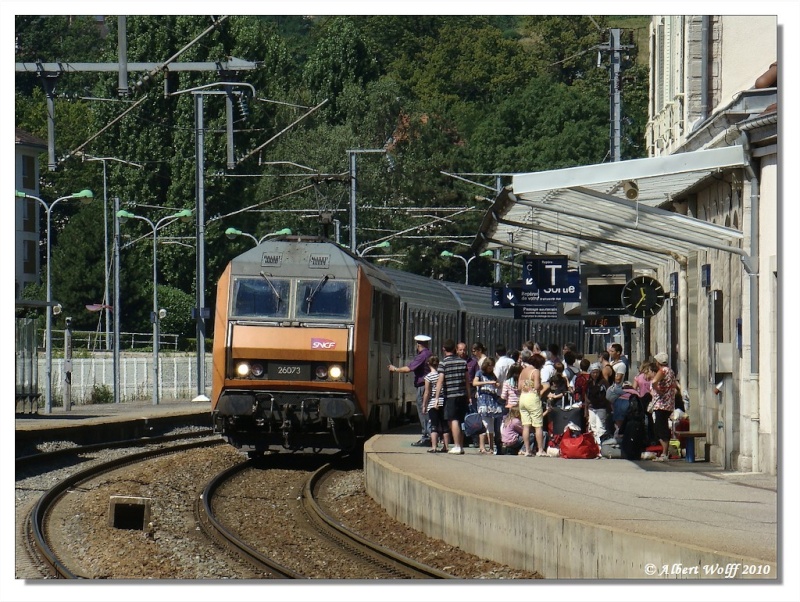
[389, 336, 685, 460]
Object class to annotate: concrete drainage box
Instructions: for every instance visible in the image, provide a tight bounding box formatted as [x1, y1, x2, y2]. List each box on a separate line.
[108, 495, 152, 530]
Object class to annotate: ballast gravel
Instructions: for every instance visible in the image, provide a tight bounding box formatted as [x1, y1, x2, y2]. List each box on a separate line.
[15, 439, 541, 580]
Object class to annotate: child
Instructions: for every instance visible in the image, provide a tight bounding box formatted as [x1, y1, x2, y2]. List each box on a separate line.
[422, 356, 450, 452]
[500, 364, 522, 409]
[541, 361, 570, 409]
[473, 357, 502, 454]
[500, 406, 525, 455]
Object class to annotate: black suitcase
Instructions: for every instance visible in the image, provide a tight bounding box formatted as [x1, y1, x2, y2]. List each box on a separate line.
[548, 406, 584, 435]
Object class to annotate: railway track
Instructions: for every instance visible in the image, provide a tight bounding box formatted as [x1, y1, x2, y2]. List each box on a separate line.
[24, 437, 223, 578]
[200, 458, 452, 579]
[302, 464, 453, 579]
[22, 438, 451, 579]
[197, 460, 301, 578]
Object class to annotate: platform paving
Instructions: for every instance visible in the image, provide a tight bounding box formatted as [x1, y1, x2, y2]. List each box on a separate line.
[364, 426, 780, 581]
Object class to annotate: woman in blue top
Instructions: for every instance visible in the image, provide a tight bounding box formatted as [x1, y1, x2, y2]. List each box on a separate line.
[473, 357, 503, 454]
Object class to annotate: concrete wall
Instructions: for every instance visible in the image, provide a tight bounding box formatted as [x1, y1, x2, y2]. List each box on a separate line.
[364, 444, 776, 580]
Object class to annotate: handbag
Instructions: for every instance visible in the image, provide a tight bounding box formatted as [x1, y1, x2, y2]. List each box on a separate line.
[463, 412, 486, 437]
[559, 432, 600, 459]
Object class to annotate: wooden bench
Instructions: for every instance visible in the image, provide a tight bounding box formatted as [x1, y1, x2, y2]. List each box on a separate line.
[673, 431, 707, 462]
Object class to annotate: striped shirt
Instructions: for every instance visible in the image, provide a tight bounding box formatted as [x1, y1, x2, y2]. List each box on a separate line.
[425, 371, 443, 410]
[437, 354, 467, 399]
[501, 379, 520, 407]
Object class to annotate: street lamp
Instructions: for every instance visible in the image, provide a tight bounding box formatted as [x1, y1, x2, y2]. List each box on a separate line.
[440, 249, 493, 285]
[117, 208, 193, 405]
[358, 240, 390, 257]
[225, 227, 292, 246]
[15, 189, 93, 413]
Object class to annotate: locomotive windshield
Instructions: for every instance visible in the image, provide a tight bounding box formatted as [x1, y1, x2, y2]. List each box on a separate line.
[231, 277, 291, 319]
[296, 278, 353, 321]
[230, 276, 354, 322]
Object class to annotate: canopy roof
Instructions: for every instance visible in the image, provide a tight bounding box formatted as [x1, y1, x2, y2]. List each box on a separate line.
[472, 145, 750, 269]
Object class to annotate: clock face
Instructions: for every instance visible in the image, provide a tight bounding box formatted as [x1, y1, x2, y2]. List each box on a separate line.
[621, 276, 667, 318]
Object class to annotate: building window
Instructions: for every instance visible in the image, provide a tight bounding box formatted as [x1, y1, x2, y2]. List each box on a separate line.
[22, 155, 36, 189]
[23, 199, 37, 233]
[23, 240, 37, 275]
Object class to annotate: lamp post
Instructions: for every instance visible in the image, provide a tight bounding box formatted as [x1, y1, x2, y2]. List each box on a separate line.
[15, 189, 94, 413]
[440, 249, 493, 285]
[225, 227, 292, 246]
[117, 208, 193, 405]
[357, 240, 390, 257]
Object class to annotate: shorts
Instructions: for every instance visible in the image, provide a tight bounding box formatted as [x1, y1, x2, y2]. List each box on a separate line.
[444, 395, 469, 423]
[519, 391, 543, 428]
[654, 409, 672, 442]
[428, 407, 447, 434]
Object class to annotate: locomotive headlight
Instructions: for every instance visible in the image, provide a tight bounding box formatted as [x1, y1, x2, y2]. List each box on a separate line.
[329, 365, 343, 380]
[235, 362, 251, 377]
[315, 365, 328, 379]
[251, 363, 264, 377]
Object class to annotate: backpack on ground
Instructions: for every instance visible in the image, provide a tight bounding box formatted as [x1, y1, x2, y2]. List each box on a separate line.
[463, 412, 486, 437]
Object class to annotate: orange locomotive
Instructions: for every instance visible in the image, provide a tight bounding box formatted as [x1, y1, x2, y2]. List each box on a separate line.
[211, 236, 580, 456]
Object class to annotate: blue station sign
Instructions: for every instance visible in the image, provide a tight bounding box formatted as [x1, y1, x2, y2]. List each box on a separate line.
[521, 255, 580, 302]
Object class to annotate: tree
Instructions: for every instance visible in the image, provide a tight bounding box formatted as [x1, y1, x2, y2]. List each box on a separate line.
[408, 22, 535, 106]
[302, 16, 380, 122]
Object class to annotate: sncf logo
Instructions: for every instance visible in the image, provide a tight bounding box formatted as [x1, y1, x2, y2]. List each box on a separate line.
[311, 338, 337, 350]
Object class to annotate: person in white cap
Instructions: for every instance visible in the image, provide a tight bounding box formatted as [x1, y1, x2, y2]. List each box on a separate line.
[389, 334, 433, 446]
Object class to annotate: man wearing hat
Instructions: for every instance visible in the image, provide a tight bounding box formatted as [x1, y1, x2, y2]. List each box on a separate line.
[389, 335, 433, 446]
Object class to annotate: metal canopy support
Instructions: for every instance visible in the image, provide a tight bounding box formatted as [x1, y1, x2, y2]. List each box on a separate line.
[511, 145, 747, 199]
[474, 146, 752, 271]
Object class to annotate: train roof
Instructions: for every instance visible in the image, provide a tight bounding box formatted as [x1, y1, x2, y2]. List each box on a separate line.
[382, 267, 514, 319]
[226, 237, 397, 294]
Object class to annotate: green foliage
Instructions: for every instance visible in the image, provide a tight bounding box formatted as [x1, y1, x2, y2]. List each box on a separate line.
[157, 285, 195, 340]
[408, 22, 535, 106]
[303, 16, 380, 122]
[89, 383, 114, 404]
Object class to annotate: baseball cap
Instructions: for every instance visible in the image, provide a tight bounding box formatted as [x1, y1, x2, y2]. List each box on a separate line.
[654, 352, 668, 364]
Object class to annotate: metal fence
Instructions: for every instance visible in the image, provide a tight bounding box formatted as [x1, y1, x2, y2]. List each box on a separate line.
[15, 318, 39, 412]
[47, 330, 181, 352]
[36, 355, 212, 405]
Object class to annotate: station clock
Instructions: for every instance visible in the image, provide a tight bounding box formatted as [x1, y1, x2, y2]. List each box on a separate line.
[621, 276, 667, 318]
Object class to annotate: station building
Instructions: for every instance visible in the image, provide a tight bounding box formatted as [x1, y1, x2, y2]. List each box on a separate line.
[474, 15, 778, 473]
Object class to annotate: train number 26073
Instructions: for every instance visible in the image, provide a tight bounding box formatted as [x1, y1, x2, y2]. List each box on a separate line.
[276, 366, 302, 375]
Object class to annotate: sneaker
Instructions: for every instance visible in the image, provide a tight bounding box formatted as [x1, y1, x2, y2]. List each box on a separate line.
[410, 439, 430, 447]
[448, 446, 464, 454]
[653, 455, 667, 462]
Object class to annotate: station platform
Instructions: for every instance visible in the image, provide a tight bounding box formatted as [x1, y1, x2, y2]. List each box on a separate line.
[364, 426, 780, 581]
[15, 398, 211, 453]
[14, 403, 783, 582]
